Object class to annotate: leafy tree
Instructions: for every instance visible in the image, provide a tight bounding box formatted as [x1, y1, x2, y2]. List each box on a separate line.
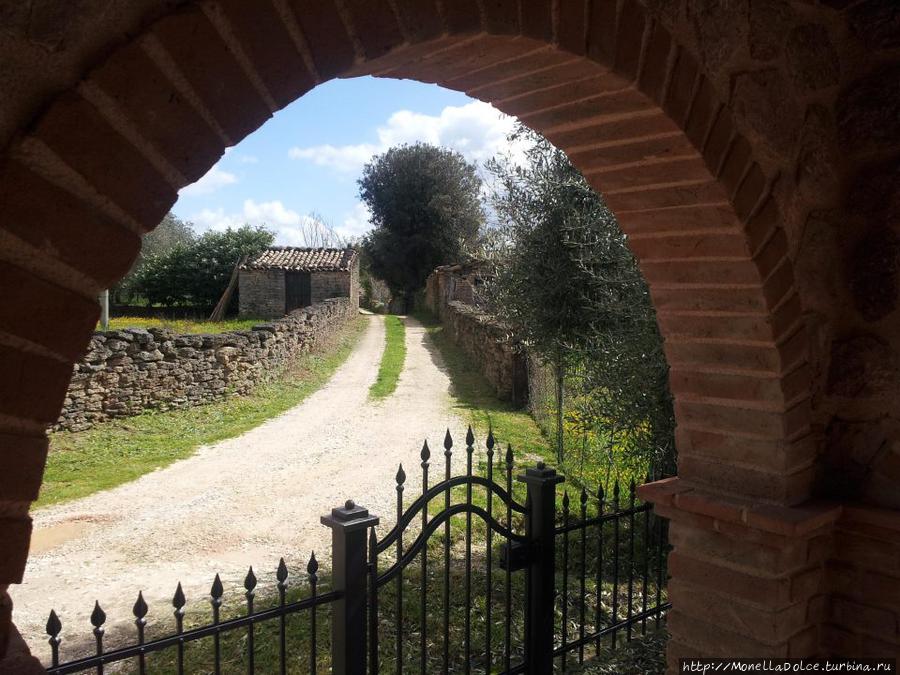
[130, 225, 274, 309]
[485, 127, 674, 473]
[359, 143, 484, 310]
[115, 212, 195, 302]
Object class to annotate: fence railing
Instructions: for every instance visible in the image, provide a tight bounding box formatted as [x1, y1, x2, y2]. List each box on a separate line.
[44, 428, 669, 674]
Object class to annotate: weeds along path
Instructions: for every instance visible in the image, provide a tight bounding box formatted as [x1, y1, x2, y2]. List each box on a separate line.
[13, 314, 470, 659]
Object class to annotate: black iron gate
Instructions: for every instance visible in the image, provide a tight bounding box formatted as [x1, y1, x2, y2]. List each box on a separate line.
[44, 428, 669, 674]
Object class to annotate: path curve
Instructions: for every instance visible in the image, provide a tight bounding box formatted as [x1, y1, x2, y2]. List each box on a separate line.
[12, 315, 471, 660]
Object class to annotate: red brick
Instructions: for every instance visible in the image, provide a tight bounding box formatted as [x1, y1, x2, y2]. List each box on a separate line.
[587, 0, 617, 64]
[703, 106, 735, 175]
[557, 0, 588, 55]
[0, 160, 141, 287]
[832, 598, 899, 640]
[734, 162, 769, 221]
[635, 475, 690, 506]
[840, 504, 900, 535]
[827, 561, 900, 609]
[668, 550, 792, 606]
[519, 0, 552, 40]
[213, 0, 316, 109]
[664, 340, 782, 372]
[745, 195, 781, 255]
[669, 369, 790, 406]
[549, 109, 679, 152]
[89, 39, 223, 182]
[618, 201, 740, 235]
[678, 454, 811, 502]
[684, 77, 719, 150]
[0, 345, 73, 425]
[0, 518, 31, 584]
[342, 0, 404, 59]
[755, 228, 789, 279]
[651, 285, 768, 314]
[0, 433, 48, 503]
[641, 258, 760, 285]
[719, 135, 752, 198]
[440, 0, 480, 34]
[448, 50, 577, 99]
[762, 261, 796, 308]
[787, 625, 819, 657]
[571, 132, 695, 174]
[675, 427, 816, 473]
[603, 177, 728, 211]
[657, 309, 776, 343]
[614, 0, 646, 81]
[0, 264, 98, 362]
[590, 155, 710, 193]
[481, 0, 518, 35]
[677, 399, 806, 440]
[833, 530, 900, 571]
[669, 523, 812, 574]
[521, 87, 652, 132]
[638, 20, 672, 103]
[628, 229, 749, 259]
[667, 610, 792, 656]
[152, 5, 271, 142]
[286, 0, 356, 79]
[494, 69, 627, 117]
[401, 36, 531, 84]
[669, 577, 812, 644]
[391, 0, 443, 43]
[663, 47, 698, 126]
[31, 93, 176, 226]
[674, 489, 745, 523]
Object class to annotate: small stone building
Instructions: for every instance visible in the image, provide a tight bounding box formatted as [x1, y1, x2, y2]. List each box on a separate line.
[239, 246, 359, 319]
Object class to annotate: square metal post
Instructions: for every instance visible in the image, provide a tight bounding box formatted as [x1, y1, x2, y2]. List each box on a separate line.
[518, 462, 564, 675]
[322, 499, 379, 675]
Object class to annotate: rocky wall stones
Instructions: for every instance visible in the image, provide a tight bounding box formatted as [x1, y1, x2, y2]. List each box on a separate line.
[55, 298, 354, 432]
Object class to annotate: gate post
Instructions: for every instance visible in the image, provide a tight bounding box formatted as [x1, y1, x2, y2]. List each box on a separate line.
[322, 499, 379, 675]
[519, 462, 564, 674]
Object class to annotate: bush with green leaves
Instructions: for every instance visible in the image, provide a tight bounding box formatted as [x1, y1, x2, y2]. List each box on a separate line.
[485, 127, 675, 475]
[129, 225, 274, 309]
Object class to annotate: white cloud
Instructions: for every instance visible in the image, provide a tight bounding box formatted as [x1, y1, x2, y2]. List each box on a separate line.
[238, 155, 259, 164]
[288, 101, 521, 173]
[179, 163, 238, 196]
[336, 201, 372, 240]
[189, 199, 353, 247]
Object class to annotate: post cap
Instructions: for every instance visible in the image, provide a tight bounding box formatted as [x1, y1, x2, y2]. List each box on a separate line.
[321, 499, 380, 531]
[517, 461, 565, 486]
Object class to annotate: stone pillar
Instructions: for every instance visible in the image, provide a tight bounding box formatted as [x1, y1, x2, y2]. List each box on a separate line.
[639, 478, 842, 669]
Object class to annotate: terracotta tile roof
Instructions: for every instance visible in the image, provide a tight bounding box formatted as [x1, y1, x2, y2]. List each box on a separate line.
[241, 247, 358, 272]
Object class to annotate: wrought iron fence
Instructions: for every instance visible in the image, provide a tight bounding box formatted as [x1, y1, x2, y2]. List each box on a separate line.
[44, 428, 669, 674]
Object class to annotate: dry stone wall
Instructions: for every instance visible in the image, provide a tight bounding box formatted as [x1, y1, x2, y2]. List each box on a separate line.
[56, 298, 354, 432]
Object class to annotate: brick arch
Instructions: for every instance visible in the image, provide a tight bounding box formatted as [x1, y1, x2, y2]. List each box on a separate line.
[0, 0, 818, 668]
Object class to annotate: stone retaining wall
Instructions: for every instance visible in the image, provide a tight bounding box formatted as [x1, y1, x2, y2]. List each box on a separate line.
[56, 298, 354, 432]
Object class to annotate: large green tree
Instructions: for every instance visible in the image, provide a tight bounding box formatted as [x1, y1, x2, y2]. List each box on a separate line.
[115, 212, 195, 302]
[129, 225, 274, 309]
[359, 143, 484, 309]
[485, 127, 674, 474]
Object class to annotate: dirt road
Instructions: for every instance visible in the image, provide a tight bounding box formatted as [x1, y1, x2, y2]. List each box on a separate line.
[12, 315, 473, 660]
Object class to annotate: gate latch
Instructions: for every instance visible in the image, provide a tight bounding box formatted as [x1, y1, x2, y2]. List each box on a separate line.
[499, 541, 530, 572]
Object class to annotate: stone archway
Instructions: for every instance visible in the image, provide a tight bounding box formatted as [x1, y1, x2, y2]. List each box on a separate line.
[0, 0, 897, 670]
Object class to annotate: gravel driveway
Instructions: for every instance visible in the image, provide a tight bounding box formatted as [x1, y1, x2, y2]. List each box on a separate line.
[11, 315, 473, 660]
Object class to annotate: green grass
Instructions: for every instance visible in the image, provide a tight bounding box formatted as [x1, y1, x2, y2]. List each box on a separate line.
[98, 316, 266, 334]
[38, 317, 368, 508]
[368, 315, 407, 399]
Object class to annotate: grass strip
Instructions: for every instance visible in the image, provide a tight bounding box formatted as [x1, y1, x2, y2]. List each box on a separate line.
[98, 316, 266, 334]
[368, 315, 407, 400]
[38, 316, 368, 508]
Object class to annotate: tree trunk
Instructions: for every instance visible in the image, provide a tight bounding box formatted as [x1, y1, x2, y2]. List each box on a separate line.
[555, 363, 565, 464]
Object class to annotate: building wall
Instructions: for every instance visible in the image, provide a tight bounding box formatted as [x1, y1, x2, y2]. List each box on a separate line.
[56, 299, 355, 432]
[310, 261, 359, 310]
[239, 269, 285, 319]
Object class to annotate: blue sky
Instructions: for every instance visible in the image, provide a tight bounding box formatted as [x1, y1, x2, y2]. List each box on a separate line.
[172, 76, 520, 245]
